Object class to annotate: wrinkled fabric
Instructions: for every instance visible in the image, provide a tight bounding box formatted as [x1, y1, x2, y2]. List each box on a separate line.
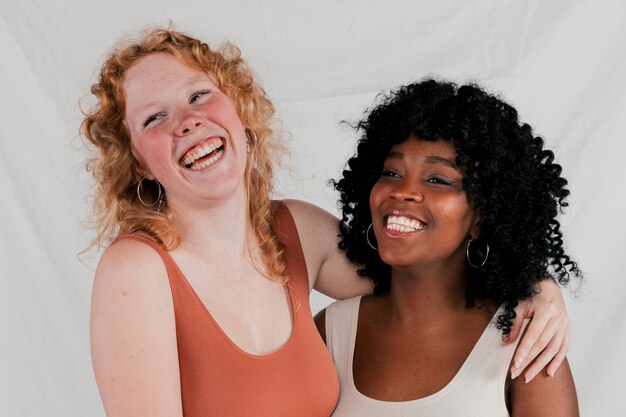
[0, 1, 623, 416]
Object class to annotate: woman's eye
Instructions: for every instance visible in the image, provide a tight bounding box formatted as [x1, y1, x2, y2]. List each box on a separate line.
[190, 90, 210, 103]
[143, 112, 165, 128]
[381, 169, 400, 178]
[427, 177, 452, 185]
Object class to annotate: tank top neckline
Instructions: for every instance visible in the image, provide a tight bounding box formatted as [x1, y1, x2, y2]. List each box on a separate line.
[118, 233, 300, 360]
[347, 295, 504, 408]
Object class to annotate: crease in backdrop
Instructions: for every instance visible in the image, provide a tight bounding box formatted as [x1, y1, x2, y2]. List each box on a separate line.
[0, 1, 624, 415]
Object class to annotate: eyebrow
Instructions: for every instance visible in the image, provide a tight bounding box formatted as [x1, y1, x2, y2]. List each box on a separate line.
[387, 151, 404, 160]
[424, 155, 458, 169]
[387, 151, 458, 169]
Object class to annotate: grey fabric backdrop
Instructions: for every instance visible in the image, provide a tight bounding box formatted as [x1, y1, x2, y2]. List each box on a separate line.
[1, 0, 624, 415]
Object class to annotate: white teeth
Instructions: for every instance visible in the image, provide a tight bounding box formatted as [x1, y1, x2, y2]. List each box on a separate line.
[181, 138, 223, 166]
[187, 149, 224, 170]
[385, 215, 426, 232]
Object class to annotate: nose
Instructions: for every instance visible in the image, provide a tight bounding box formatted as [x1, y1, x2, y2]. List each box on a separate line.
[176, 112, 204, 136]
[390, 180, 424, 203]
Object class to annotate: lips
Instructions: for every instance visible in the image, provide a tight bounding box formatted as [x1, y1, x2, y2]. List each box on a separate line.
[384, 214, 428, 233]
[380, 208, 429, 237]
[179, 137, 225, 170]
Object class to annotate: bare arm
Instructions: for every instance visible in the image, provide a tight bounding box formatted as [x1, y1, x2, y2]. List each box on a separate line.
[90, 240, 183, 417]
[284, 199, 373, 299]
[510, 357, 578, 416]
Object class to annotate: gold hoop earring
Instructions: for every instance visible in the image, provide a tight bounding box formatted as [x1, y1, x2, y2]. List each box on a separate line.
[366, 223, 378, 251]
[136, 177, 163, 208]
[466, 238, 490, 268]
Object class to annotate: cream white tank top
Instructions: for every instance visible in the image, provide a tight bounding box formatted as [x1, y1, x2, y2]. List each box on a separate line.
[325, 296, 523, 417]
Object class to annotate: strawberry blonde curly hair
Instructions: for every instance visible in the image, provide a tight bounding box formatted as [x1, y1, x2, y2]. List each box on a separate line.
[81, 27, 287, 279]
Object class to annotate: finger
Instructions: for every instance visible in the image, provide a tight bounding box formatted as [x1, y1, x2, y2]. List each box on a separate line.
[518, 317, 560, 371]
[546, 330, 570, 378]
[522, 332, 563, 383]
[506, 300, 533, 345]
[510, 312, 551, 370]
[510, 315, 560, 379]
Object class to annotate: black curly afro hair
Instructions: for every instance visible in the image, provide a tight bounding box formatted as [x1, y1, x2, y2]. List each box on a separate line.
[333, 78, 581, 335]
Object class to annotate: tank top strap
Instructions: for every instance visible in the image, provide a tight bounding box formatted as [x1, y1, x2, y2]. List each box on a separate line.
[451, 306, 527, 404]
[271, 200, 310, 300]
[325, 296, 362, 379]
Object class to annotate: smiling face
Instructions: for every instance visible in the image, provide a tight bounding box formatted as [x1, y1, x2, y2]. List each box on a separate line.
[122, 52, 249, 210]
[369, 136, 481, 269]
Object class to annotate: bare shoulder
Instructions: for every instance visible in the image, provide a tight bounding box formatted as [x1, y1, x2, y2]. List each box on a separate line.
[91, 238, 182, 416]
[95, 238, 167, 281]
[92, 239, 173, 317]
[509, 357, 579, 417]
[283, 199, 339, 229]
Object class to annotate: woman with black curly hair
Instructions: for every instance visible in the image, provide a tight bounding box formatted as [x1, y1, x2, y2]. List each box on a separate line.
[315, 79, 580, 416]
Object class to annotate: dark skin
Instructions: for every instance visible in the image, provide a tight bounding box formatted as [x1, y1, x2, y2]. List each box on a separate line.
[315, 304, 578, 414]
[314, 137, 578, 415]
[318, 292, 498, 402]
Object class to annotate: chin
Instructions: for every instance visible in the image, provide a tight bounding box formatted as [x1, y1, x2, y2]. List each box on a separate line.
[378, 250, 414, 268]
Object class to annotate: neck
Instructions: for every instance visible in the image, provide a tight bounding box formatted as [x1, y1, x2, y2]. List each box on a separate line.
[385, 257, 469, 327]
[167, 186, 256, 263]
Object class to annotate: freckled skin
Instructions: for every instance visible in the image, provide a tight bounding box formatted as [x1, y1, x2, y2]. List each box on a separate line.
[122, 53, 249, 211]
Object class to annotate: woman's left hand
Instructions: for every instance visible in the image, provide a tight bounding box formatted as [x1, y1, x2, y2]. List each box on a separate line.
[506, 278, 569, 383]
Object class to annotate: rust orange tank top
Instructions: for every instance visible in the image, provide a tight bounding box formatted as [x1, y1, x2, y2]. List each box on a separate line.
[114, 201, 339, 416]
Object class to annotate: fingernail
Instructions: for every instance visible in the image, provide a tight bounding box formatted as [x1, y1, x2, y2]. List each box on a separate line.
[511, 369, 519, 379]
[514, 357, 524, 369]
[525, 374, 534, 384]
[548, 369, 554, 378]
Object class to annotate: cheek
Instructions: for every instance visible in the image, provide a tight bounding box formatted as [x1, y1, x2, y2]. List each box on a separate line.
[438, 198, 475, 232]
[130, 135, 170, 176]
[213, 95, 244, 127]
[132, 141, 157, 165]
[211, 100, 247, 150]
[369, 182, 385, 217]
[129, 138, 149, 168]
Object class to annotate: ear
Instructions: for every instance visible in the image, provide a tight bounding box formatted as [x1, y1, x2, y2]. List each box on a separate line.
[132, 160, 155, 181]
[134, 164, 155, 180]
[469, 209, 482, 240]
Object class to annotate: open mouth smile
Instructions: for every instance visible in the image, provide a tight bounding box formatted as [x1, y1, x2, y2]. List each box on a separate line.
[179, 137, 225, 170]
[384, 214, 428, 234]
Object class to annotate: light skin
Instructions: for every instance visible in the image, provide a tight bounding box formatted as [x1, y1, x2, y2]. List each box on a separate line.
[91, 53, 370, 417]
[315, 138, 578, 415]
[90, 53, 571, 417]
